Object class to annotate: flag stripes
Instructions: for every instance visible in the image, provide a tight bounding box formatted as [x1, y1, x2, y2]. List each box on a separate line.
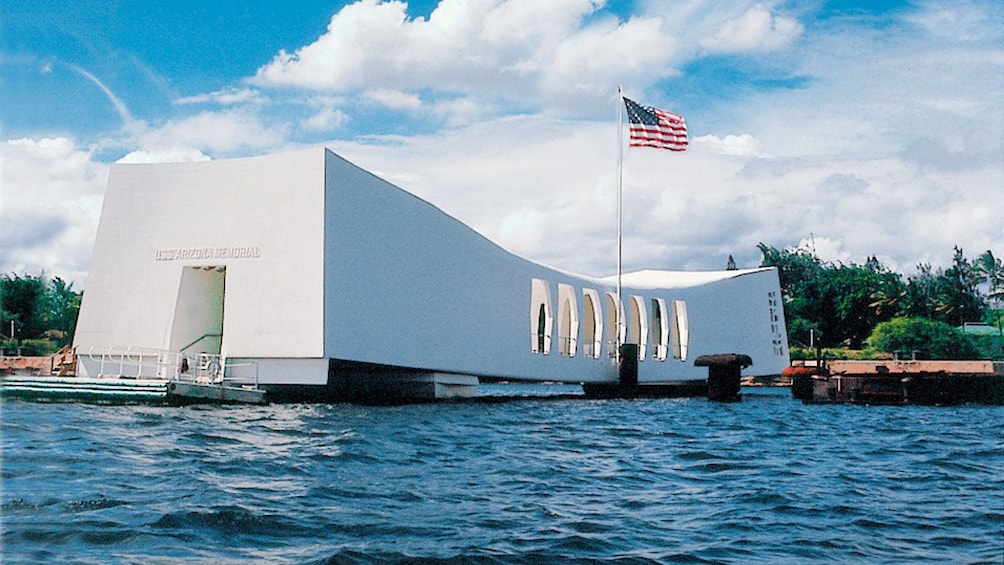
[623, 97, 688, 151]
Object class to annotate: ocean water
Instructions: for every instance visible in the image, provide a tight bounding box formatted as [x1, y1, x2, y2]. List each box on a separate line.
[2, 385, 1002, 564]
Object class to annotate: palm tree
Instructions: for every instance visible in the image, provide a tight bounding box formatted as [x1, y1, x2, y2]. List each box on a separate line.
[975, 250, 1004, 336]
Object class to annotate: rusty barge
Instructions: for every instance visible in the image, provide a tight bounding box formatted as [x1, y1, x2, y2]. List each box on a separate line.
[790, 359, 1004, 405]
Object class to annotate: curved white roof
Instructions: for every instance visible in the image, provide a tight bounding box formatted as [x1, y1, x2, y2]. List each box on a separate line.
[602, 267, 775, 290]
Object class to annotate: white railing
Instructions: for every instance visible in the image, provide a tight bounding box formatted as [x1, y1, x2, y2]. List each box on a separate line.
[85, 346, 258, 389]
[88, 345, 179, 380]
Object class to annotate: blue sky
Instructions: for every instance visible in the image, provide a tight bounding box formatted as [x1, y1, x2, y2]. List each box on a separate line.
[2, 0, 1002, 286]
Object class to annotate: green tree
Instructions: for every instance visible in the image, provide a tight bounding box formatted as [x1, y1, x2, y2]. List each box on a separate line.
[820, 262, 905, 348]
[934, 246, 985, 326]
[1, 273, 83, 347]
[904, 262, 938, 319]
[757, 243, 825, 346]
[40, 277, 82, 346]
[975, 250, 1003, 335]
[758, 243, 906, 349]
[1, 273, 46, 339]
[867, 317, 981, 360]
[902, 250, 987, 327]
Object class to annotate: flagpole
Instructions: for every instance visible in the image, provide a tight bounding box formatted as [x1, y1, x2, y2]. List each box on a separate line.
[616, 86, 624, 363]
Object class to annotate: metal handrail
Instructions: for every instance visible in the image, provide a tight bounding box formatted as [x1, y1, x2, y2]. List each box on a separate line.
[81, 344, 260, 390]
[178, 333, 223, 353]
[86, 345, 181, 380]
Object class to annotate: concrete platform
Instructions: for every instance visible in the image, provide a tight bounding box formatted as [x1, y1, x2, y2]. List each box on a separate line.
[168, 381, 267, 405]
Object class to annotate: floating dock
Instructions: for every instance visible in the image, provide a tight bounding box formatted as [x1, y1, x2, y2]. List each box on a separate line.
[0, 374, 267, 405]
[1, 349, 267, 405]
[0, 375, 267, 407]
[1, 375, 169, 403]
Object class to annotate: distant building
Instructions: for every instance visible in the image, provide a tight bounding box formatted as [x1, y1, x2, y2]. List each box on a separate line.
[960, 323, 1001, 336]
[74, 148, 790, 400]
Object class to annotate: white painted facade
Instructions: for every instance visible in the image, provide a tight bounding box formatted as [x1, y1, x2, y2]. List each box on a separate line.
[74, 148, 789, 394]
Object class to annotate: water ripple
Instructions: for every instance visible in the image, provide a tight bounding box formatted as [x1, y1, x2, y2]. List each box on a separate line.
[2, 387, 1002, 563]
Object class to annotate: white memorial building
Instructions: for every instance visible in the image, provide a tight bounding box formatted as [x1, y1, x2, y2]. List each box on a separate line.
[74, 148, 789, 400]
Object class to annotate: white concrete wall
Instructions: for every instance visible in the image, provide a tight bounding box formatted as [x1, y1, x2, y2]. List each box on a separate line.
[320, 150, 789, 383]
[75, 149, 327, 368]
[323, 151, 549, 377]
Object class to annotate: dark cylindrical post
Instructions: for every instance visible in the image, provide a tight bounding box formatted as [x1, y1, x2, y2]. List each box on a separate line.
[619, 343, 639, 398]
[695, 354, 751, 402]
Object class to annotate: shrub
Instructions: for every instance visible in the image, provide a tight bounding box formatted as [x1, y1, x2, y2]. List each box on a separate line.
[970, 334, 1004, 360]
[789, 346, 891, 361]
[866, 317, 982, 360]
[0, 338, 59, 356]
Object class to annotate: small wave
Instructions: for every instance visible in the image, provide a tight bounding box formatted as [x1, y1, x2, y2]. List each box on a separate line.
[151, 505, 315, 538]
[9, 519, 138, 548]
[2, 497, 38, 512]
[309, 549, 545, 565]
[687, 461, 753, 474]
[852, 517, 899, 530]
[676, 450, 717, 461]
[550, 532, 622, 555]
[738, 491, 789, 506]
[62, 498, 129, 512]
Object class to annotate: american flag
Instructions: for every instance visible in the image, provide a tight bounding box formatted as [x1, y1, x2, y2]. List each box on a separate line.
[623, 97, 688, 151]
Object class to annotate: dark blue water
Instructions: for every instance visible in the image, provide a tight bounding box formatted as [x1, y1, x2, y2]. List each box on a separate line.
[2, 386, 1002, 564]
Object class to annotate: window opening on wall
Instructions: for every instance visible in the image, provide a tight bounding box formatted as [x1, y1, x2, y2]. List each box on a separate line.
[538, 305, 546, 353]
[557, 283, 578, 357]
[604, 292, 624, 358]
[530, 278, 553, 354]
[651, 298, 669, 361]
[626, 295, 648, 361]
[671, 299, 689, 361]
[582, 288, 602, 359]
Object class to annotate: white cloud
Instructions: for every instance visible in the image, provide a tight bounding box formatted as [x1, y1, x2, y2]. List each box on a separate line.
[303, 106, 350, 131]
[0, 137, 108, 284]
[363, 89, 422, 110]
[135, 110, 288, 155]
[700, 3, 803, 53]
[906, 0, 1000, 42]
[5, 0, 1002, 289]
[251, 0, 675, 114]
[251, 0, 419, 90]
[543, 15, 676, 102]
[796, 236, 851, 265]
[175, 88, 267, 106]
[117, 147, 211, 164]
[695, 134, 765, 157]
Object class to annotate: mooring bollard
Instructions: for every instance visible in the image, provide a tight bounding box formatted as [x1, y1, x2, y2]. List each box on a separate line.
[695, 354, 752, 402]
